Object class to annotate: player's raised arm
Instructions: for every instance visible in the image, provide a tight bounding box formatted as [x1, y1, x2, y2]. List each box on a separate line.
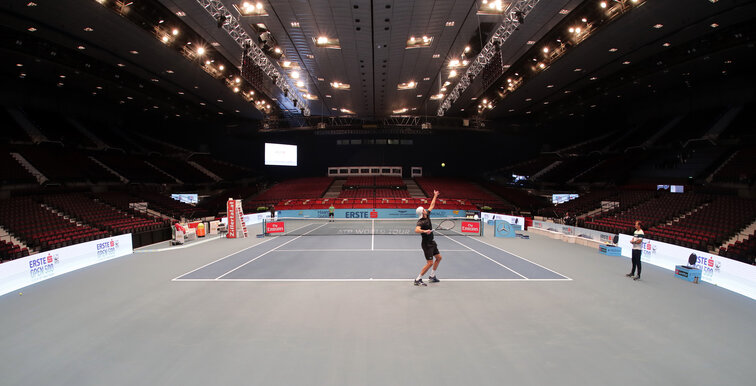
[428, 190, 439, 212]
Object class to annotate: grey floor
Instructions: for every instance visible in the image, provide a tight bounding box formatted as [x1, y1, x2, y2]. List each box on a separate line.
[1, 225, 755, 386]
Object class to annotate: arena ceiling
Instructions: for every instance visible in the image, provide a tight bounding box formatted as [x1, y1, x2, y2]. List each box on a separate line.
[1, 0, 754, 126]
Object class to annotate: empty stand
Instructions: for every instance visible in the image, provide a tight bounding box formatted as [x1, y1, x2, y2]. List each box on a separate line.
[17, 145, 119, 183]
[0, 197, 109, 252]
[0, 149, 36, 185]
[42, 194, 165, 235]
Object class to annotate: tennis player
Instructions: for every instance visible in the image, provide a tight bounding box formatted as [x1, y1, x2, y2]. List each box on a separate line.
[627, 220, 644, 280]
[328, 204, 335, 222]
[414, 190, 442, 286]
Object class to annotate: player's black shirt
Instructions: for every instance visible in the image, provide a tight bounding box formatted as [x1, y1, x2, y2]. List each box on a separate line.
[417, 210, 434, 242]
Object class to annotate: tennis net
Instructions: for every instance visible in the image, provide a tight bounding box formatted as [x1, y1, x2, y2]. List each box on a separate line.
[262, 217, 483, 236]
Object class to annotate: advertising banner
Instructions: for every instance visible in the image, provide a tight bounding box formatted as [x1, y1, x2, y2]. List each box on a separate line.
[265, 221, 285, 234]
[220, 212, 270, 226]
[494, 220, 516, 238]
[226, 199, 237, 239]
[530, 220, 615, 244]
[277, 208, 471, 219]
[461, 221, 481, 234]
[481, 212, 525, 228]
[617, 234, 756, 300]
[0, 234, 133, 297]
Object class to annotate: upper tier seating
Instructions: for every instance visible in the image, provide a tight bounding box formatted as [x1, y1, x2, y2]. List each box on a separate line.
[712, 146, 756, 185]
[0, 108, 31, 142]
[24, 109, 97, 147]
[146, 155, 215, 185]
[93, 152, 176, 184]
[0, 149, 36, 185]
[188, 154, 254, 181]
[17, 145, 119, 183]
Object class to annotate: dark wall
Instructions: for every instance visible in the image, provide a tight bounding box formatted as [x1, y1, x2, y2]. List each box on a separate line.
[208, 130, 539, 180]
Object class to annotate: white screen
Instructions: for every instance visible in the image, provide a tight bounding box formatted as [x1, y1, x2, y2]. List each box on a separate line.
[171, 194, 198, 204]
[265, 143, 298, 166]
[552, 194, 579, 204]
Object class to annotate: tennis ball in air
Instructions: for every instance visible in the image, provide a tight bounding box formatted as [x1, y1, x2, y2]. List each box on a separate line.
[441, 162, 446, 167]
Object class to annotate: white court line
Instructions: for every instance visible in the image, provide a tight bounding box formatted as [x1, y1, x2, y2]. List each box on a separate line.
[171, 236, 278, 281]
[272, 249, 471, 252]
[463, 236, 573, 280]
[172, 278, 571, 282]
[371, 221, 374, 250]
[215, 223, 329, 279]
[443, 236, 528, 279]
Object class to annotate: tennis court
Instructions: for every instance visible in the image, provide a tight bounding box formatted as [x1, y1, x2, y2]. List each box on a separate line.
[173, 218, 570, 282]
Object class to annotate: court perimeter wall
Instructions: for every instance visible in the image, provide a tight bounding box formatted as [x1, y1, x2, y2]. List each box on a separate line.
[0, 234, 133, 297]
[529, 220, 756, 300]
[278, 208, 473, 219]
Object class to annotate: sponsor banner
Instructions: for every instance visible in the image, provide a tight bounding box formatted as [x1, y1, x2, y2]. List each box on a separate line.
[0, 234, 133, 297]
[461, 221, 480, 234]
[278, 208, 470, 219]
[220, 212, 270, 226]
[265, 221, 285, 234]
[494, 220, 516, 238]
[531, 220, 560, 233]
[530, 221, 615, 243]
[481, 212, 524, 227]
[617, 234, 756, 300]
[226, 199, 237, 239]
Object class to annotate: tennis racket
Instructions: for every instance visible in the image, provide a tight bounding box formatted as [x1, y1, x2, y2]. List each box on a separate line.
[434, 219, 455, 232]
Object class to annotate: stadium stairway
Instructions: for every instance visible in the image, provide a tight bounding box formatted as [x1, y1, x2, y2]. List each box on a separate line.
[187, 160, 223, 182]
[324, 179, 344, 198]
[700, 104, 743, 141]
[404, 179, 425, 197]
[718, 219, 756, 254]
[89, 156, 129, 183]
[10, 153, 47, 184]
[6, 108, 47, 143]
[144, 161, 182, 184]
[67, 118, 109, 150]
[0, 225, 29, 252]
[530, 160, 562, 181]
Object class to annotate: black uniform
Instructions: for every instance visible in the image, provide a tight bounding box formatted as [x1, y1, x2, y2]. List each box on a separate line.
[417, 210, 439, 260]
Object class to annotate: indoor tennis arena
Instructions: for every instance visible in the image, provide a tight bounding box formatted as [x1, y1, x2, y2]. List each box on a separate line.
[1, 0, 755, 385]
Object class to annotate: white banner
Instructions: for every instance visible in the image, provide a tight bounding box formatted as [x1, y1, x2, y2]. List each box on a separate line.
[617, 234, 756, 300]
[0, 234, 133, 297]
[220, 212, 271, 226]
[531, 220, 616, 243]
[481, 212, 524, 227]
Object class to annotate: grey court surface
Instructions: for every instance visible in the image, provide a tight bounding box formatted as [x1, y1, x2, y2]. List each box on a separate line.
[174, 232, 569, 281]
[1, 224, 755, 386]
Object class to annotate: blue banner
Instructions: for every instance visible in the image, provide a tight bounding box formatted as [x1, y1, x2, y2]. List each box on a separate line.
[278, 208, 470, 219]
[494, 220, 516, 238]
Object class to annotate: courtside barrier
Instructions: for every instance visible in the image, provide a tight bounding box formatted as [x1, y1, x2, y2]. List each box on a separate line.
[220, 212, 271, 225]
[0, 234, 133, 297]
[481, 212, 525, 228]
[617, 234, 756, 300]
[278, 208, 472, 219]
[529, 220, 756, 300]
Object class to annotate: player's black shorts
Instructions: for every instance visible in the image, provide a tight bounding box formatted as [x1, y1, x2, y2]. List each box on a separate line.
[329, 212, 334, 217]
[421, 240, 439, 260]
